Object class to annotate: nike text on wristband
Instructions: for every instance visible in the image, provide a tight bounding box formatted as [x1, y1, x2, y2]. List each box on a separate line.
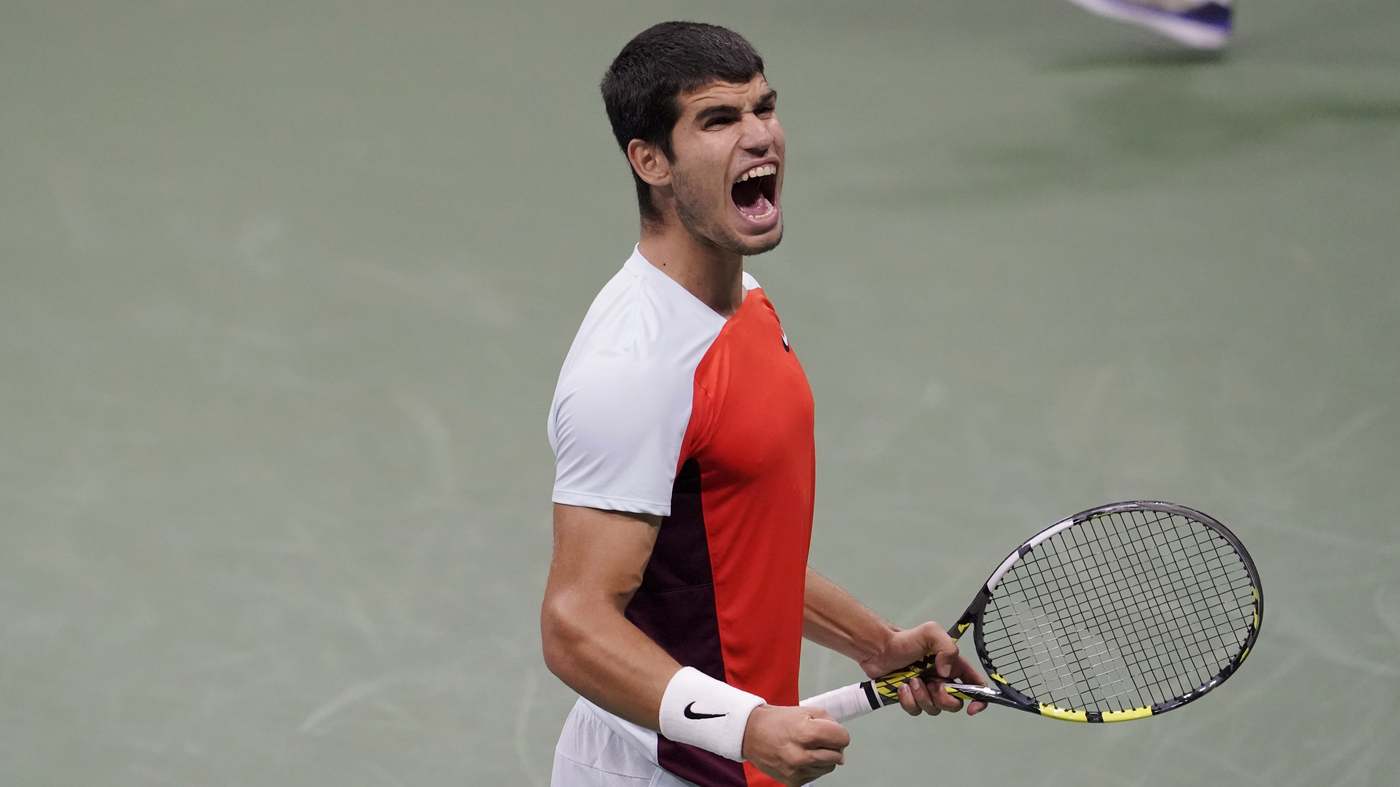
[658, 667, 765, 761]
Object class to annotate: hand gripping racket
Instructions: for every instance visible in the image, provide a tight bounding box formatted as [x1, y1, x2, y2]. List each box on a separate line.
[802, 501, 1263, 723]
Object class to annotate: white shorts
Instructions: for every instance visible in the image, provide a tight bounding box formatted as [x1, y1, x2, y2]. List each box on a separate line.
[551, 698, 698, 787]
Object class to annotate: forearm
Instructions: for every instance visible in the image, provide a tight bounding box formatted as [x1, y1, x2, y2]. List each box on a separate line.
[541, 586, 680, 729]
[543, 504, 773, 762]
[803, 567, 898, 669]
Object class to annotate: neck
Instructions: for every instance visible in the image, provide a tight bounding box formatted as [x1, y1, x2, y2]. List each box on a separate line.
[637, 218, 745, 319]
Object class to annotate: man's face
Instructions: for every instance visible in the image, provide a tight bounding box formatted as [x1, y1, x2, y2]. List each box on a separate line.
[665, 75, 785, 256]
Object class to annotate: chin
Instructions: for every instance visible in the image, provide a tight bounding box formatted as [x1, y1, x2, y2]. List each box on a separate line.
[736, 224, 783, 256]
[724, 204, 783, 256]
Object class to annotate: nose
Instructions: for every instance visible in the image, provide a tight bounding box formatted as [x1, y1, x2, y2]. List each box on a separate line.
[739, 112, 774, 155]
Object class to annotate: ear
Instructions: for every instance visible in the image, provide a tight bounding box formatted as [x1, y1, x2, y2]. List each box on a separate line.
[626, 139, 671, 188]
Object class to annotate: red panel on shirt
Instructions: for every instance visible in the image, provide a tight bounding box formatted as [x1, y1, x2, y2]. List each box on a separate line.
[679, 287, 816, 784]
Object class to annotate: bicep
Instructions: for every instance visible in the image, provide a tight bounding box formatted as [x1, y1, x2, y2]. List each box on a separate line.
[541, 504, 676, 725]
[545, 504, 661, 615]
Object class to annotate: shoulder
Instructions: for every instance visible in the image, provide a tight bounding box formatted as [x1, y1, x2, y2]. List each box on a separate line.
[546, 249, 727, 515]
[557, 251, 725, 397]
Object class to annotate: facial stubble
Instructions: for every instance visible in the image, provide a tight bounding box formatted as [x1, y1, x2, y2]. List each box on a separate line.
[670, 165, 783, 257]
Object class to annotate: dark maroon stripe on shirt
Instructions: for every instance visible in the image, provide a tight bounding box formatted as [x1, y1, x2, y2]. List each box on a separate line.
[625, 459, 724, 677]
[625, 458, 746, 787]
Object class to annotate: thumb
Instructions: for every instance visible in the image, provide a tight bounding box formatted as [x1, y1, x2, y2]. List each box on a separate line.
[909, 622, 949, 660]
[931, 646, 961, 680]
[804, 716, 851, 750]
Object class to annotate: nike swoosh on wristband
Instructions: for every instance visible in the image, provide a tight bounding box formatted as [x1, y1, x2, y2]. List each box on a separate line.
[683, 702, 727, 720]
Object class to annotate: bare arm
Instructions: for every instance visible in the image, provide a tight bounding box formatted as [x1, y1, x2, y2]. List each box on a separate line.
[803, 568, 899, 666]
[540, 503, 677, 728]
[541, 504, 851, 785]
[803, 567, 987, 716]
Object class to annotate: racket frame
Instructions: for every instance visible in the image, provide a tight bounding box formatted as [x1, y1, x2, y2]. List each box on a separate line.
[854, 501, 1264, 723]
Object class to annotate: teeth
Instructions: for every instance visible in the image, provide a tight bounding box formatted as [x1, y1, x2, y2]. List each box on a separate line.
[735, 164, 778, 183]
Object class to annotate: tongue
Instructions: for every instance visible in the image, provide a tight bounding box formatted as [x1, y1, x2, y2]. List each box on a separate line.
[732, 178, 769, 217]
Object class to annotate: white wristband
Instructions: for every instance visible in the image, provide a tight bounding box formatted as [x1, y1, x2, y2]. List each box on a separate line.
[658, 667, 765, 762]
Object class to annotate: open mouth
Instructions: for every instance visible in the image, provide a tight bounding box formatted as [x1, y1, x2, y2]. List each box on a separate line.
[731, 164, 778, 224]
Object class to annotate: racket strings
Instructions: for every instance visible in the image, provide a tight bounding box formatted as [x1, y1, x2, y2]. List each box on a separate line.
[1040, 512, 1249, 708]
[982, 511, 1256, 714]
[1033, 512, 1253, 709]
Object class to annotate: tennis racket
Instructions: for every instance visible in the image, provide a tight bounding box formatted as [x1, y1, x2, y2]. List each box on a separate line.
[801, 501, 1263, 723]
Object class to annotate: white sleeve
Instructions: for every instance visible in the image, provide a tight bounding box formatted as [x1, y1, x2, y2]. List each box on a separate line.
[549, 353, 694, 517]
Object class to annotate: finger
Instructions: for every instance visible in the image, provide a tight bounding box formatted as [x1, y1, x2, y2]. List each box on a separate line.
[951, 654, 988, 686]
[932, 647, 965, 681]
[803, 745, 846, 766]
[792, 746, 844, 786]
[935, 691, 964, 712]
[796, 759, 841, 786]
[897, 681, 920, 716]
[939, 654, 988, 715]
[896, 683, 918, 714]
[915, 622, 956, 659]
[929, 678, 964, 712]
[803, 718, 851, 750]
[921, 655, 964, 713]
[909, 677, 944, 716]
[935, 651, 986, 709]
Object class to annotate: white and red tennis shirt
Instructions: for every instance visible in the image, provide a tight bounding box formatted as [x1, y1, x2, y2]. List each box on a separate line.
[548, 246, 815, 787]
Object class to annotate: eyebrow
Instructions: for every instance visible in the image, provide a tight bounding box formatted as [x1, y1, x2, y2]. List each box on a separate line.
[693, 89, 778, 124]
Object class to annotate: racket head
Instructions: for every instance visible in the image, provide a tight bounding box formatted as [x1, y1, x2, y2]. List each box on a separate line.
[968, 501, 1263, 722]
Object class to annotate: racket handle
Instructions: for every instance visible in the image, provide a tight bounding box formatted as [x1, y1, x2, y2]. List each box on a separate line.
[800, 682, 878, 723]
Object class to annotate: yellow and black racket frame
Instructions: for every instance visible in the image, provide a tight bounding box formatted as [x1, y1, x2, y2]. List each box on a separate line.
[858, 501, 1264, 723]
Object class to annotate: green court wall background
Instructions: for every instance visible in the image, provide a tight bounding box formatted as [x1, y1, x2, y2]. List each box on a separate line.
[2, 1, 1398, 784]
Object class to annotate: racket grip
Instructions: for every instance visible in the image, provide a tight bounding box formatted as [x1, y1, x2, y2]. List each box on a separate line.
[800, 682, 878, 723]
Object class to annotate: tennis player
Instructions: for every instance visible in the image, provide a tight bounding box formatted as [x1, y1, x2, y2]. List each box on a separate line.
[542, 22, 985, 787]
